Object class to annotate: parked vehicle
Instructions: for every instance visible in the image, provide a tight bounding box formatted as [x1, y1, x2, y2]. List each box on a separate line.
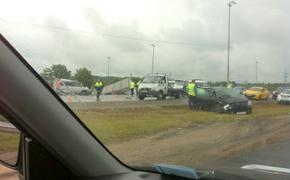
[277, 89, 290, 104]
[272, 86, 290, 100]
[244, 87, 270, 100]
[233, 86, 246, 94]
[54, 79, 92, 95]
[197, 87, 252, 114]
[167, 79, 186, 98]
[137, 74, 169, 100]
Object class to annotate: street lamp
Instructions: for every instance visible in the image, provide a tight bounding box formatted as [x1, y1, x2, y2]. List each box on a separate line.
[107, 56, 110, 77]
[255, 61, 259, 84]
[151, 44, 155, 74]
[227, 0, 237, 85]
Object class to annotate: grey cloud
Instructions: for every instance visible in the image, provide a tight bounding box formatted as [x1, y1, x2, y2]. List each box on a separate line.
[2, 0, 290, 83]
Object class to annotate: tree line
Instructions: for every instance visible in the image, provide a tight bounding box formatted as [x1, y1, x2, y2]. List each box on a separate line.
[40, 64, 141, 88]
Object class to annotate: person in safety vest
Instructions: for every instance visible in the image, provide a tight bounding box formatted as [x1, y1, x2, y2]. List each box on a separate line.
[227, 83, 233, 89]
[227, 81, 236, 89]
[95, 80, 104, 101]
[129, 81, 135, 96]
[186, 80, 197, 110]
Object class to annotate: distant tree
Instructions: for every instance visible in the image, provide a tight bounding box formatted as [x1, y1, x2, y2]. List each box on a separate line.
[74, 67, 93, 88]
[40, 67, 55, 83]
[51, 64, 71, 79]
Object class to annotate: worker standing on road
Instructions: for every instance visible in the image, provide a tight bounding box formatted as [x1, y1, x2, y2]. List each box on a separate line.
[95, 80, 104, 101]
[129, 80, 135, 96]
[227, 81, 236, 89]
[227, 82, 233, 89]
[187, 80, 197, 110]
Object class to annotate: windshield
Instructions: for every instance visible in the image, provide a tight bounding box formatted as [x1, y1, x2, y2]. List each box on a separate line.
[277, 87, 290, 93]
[282, 89, 290, 94]
[215, 88, 243, 98]
[175, 81, 185, 86]
[142, 76, 161, 83]
[2, 1, 290, 179]
[64, 81, 82, 87]
[249, 87, 262, 91]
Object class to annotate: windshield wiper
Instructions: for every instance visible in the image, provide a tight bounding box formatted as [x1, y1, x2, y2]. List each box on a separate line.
[154, 164, 214, 179]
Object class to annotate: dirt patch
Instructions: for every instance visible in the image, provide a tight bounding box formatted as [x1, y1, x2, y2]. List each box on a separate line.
[0, 164, 19, 180]
[107, 115, 290, 168]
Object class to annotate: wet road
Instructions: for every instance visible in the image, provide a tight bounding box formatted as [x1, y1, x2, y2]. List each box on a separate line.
[212, 139, 290, 179]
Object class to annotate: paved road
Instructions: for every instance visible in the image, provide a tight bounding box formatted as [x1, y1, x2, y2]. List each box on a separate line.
[210, 139, 290, 179]
[218, 139, 290, 169]
[59, 94, 180, 103]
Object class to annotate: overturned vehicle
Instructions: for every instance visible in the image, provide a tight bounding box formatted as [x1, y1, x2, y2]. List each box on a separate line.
[196, 87, 252, 114]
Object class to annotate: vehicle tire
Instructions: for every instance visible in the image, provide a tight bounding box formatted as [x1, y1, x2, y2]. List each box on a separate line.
[216, 103, 223, 113]
[157, 91, 164, 100]
[246, 108, 252, 114]
[175, 92, 180, 99]
[80, 90, 87, 95]
[138, 95, 145, 100]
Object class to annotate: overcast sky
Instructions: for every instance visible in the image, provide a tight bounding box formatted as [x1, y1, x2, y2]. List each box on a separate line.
[0, 0, 289, 83]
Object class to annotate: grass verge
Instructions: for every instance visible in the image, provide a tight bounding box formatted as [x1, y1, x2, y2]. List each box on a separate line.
[0, 132, 20, 152]
[76, 103, 290, 144]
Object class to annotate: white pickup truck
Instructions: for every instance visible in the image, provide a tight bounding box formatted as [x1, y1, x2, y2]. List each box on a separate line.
[137, 74, 169, 100]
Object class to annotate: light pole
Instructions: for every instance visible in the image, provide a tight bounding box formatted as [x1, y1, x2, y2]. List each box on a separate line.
[151, 44, 155, 74]
[226, 0, 237, 85]
[255, 61, 258, 84]
[107, 56, 110, 77]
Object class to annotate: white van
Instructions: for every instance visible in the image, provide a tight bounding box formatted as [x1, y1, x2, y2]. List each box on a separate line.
[54, 79, 92, 95]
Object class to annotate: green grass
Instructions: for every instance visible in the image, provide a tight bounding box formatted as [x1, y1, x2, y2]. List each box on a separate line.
[76, 103, 290, 144]
[0, 132, 20, 152]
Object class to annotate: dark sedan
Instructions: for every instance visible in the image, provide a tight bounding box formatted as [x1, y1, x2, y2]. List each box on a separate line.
[197, 87, 252, 114]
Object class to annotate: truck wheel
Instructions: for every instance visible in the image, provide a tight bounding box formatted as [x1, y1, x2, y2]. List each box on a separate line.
[138, 95, 145, 100]
[80, 90, 87, 95]
[175, 92, 180, 99]
[163, 95, 166, 100]
[216, 104, 223, 113]
[157, 91, 164, 100]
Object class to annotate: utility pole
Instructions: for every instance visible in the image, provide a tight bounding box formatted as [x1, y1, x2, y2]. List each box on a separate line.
[226, 0, 237, 85]
[255, 61, 258, 84]
[284, 69, 288, 84]
[107, 56, 110, 77]
[151, 44, 155, 74]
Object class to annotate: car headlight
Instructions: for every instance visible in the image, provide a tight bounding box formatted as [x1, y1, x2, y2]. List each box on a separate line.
[248, 100, 252, 106]
[223, 104, 231, 110]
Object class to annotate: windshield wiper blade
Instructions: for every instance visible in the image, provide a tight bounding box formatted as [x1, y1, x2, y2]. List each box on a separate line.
[154, 164, 216, 179]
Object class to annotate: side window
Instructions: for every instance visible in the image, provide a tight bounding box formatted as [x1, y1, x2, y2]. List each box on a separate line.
[161, 77, 166, 84]
[197, 88, 209, 97]
[0, 112, 21, 179]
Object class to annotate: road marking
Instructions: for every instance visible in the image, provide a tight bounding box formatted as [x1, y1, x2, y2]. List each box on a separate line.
[242, 164, 290, 174]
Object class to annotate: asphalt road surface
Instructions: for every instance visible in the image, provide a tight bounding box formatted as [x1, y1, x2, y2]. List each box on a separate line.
[60, 94, 180, 103]
[211, 139, 290, 179]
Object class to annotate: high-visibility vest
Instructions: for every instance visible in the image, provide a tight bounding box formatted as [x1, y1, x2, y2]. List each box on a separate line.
[95, 82, 103, 87]
[187, 83, 196, 96]
[129, 81, 135, 89]
[227, 83, 233, 88]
